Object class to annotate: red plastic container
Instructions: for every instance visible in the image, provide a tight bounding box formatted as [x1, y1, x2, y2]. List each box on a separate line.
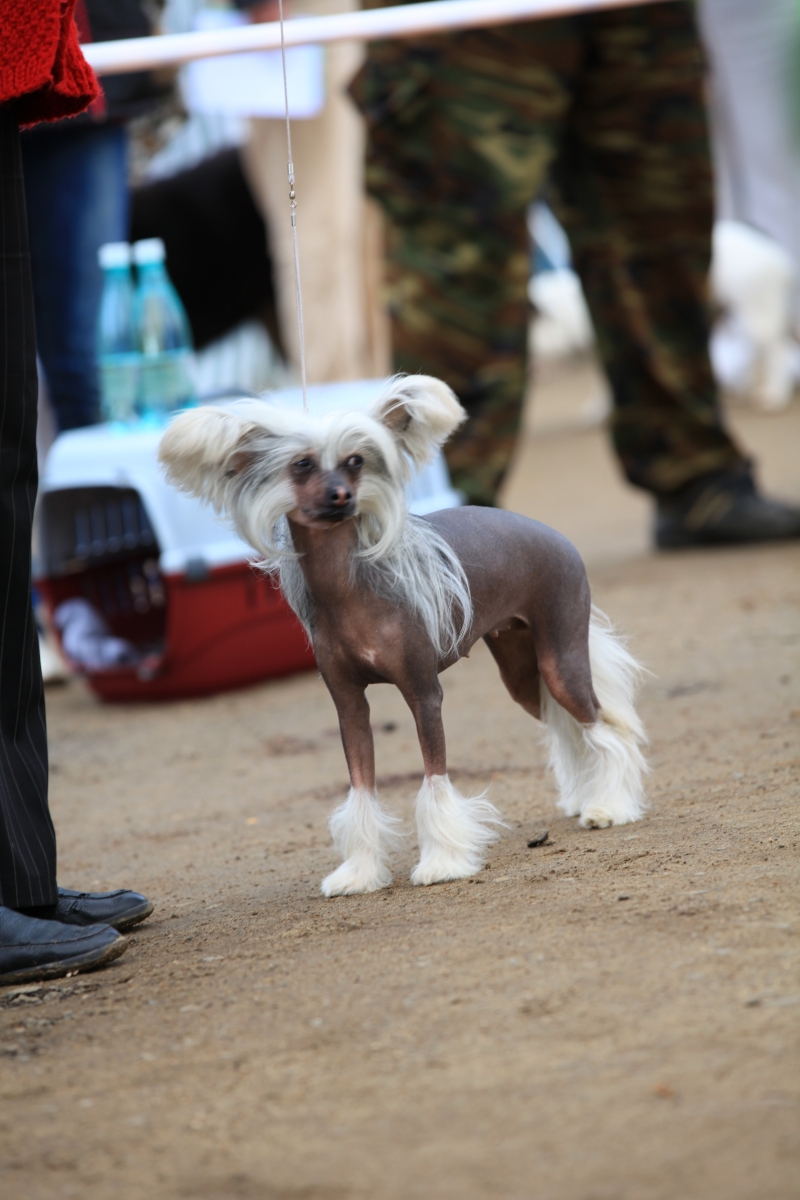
[37, 557, 315, 702]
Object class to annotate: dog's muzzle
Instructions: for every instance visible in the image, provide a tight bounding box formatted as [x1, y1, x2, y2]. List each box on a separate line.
[315, 501, 356, 522]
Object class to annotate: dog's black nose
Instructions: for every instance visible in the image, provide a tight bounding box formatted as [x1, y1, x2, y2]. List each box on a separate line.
[329, 485, 351, 506]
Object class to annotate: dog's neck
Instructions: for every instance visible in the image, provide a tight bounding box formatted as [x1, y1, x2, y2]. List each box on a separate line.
[287, 516, 359, 605]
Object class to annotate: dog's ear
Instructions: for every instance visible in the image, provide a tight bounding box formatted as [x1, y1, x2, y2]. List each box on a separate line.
[369, 375, 467, 469]
[158, 406, 263, 507]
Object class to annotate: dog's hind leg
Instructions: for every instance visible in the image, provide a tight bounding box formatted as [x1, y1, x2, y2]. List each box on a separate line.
[485, 619, 647, 827]
[320, 676, 402, 896]
[538, 610, 648, 828]
[402, 678, 500, 885]
[486, 628, 583, 818]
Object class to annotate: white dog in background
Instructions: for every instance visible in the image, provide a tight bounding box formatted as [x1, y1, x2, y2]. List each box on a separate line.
[711, 220, 799, 411]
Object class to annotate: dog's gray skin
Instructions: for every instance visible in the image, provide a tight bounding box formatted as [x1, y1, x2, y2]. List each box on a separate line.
[289, 470, 597, 793]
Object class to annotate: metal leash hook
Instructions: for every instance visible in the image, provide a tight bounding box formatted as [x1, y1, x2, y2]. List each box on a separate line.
[277, 0, 308, 411]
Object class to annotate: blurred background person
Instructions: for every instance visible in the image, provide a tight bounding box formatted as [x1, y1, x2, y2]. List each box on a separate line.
[351, 0, 800, 547]
[21, 0, 165, 433]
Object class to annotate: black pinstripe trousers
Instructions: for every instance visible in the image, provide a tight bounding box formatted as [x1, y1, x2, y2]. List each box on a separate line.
[0, 109, 57, 908]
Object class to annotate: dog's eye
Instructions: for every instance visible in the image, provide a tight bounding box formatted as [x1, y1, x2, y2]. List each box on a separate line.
[345, 454, 364, 471]
[292, 458, 314, 473]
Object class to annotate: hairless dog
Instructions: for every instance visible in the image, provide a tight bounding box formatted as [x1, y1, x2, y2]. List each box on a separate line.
[160, 375, 647, 896]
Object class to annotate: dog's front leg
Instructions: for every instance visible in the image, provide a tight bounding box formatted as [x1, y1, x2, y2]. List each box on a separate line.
[321, 677, 401, 897]
[405, 682, 501, 886]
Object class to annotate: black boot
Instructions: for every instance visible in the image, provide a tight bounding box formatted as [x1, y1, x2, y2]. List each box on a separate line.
[0, 906, 127, 986]
[656, 465, 800, 549]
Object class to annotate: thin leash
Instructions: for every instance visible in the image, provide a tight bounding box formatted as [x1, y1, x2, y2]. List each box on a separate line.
[277, 0, 308, 411]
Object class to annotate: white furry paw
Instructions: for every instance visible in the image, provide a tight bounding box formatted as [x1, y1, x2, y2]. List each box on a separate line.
[579, 805, 638, 829]
[412, 774, 500, 887]
[320, 858, 392, 897]
[411, 853, 482, 886]
[579, 806, 614, 829]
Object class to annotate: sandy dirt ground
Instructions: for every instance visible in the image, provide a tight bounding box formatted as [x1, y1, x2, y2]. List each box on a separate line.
[2, 373, 799, 1200]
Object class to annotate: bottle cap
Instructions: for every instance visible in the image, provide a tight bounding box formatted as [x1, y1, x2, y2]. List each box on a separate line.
[98, 242, 131, 269]
[133, 238, 167, 265]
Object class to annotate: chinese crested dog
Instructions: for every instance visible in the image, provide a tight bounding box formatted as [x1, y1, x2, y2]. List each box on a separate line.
[159, 376, 647, 895]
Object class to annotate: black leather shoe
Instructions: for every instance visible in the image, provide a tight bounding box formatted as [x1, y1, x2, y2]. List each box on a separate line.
[0, 906, 127, 986]
[17, 888, 154, 932]
[656, 466, 800, 549]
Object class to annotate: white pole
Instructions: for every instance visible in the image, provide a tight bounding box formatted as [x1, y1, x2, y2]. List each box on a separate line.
[84, 0, 669, 76]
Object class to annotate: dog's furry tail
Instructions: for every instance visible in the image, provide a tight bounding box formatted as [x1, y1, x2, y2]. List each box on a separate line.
[541, 607, 648, 828]
[588, 607, 647, 749]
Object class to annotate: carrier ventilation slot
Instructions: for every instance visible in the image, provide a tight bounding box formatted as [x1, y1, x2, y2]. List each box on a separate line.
[39, 487, 160, 576]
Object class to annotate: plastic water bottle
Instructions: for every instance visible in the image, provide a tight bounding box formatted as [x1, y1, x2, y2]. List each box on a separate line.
[132, 238, 195, 415]
[96, 242, 140, 421]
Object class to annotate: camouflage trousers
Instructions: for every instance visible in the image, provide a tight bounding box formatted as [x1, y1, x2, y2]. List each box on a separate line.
[351, 1, 746, 505]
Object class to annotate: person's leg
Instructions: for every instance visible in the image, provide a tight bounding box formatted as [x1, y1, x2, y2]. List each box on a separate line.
[382, 206, 530, 505]
[21, 122, 128, 431]
[552, 1, 745, 497]
[353, 21, 583, 505]
[0, 115, 148, 983]
[0, 111, 148, 950]
[552, 1, 800, 544]
[0, 111, 57, 909]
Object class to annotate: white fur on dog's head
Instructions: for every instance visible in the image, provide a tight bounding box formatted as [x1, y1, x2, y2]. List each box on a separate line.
[157, 375, 466, 561]
[368, 375, 466, 473]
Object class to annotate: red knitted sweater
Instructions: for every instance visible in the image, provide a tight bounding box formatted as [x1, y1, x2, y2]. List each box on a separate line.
[1, 0, 99, 124]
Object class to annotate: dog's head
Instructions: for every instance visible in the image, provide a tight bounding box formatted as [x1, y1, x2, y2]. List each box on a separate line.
[158, 375, 466, 559]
